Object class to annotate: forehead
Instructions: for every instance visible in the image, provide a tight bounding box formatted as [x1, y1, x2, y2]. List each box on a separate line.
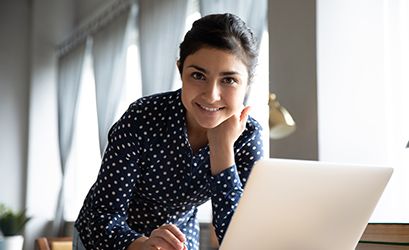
[183, 47, 248, 76]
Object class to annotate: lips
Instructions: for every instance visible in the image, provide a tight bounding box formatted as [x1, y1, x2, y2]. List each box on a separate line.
[196, 103, 224, 112]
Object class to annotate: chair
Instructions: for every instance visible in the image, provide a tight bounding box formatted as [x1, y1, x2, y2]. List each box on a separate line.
[35, 237, 73, 250]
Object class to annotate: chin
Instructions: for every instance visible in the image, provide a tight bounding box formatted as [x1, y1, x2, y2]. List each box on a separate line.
[198, 122, 219, 129]
[196, 119, 223, 129]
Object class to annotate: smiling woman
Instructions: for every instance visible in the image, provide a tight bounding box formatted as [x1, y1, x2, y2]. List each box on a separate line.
[181, 48, 251, 175]
[73, 13, 264, 250]
[181, 48, 248, 132]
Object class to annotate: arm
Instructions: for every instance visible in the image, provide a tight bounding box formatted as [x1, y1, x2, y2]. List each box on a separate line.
[127, 236, 148, 250]
[207, 112, 264, 243]
[78, 103, 144, 250]
[127, 225, 187, 250]
[207, 107, 251, 175]
[80, 102, 188, 250]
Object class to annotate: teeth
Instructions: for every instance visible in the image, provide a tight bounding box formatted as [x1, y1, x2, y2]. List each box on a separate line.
[199, 104, 221, 112]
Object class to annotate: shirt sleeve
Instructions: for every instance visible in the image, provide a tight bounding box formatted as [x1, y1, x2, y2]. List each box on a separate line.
[209, 123, 264, 244]
[79, 103, 144, 250]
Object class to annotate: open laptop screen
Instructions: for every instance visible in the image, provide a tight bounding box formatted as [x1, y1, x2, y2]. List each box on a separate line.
[220, 158, 393, 250]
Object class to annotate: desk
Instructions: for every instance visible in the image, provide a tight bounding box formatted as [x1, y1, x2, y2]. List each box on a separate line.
[356, 223, 409, 249]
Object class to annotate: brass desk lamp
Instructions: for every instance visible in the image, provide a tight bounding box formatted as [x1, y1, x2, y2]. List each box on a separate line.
[268, 93, 296, 139]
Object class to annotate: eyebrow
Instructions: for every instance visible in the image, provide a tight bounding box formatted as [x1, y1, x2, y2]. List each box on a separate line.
[187, 64, 241, 76]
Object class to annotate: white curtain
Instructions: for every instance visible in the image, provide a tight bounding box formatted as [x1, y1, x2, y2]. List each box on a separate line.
[199, 0, 267, 47]
[93, 4, 137, 155]
[138, 0, 188, 96]
[53, 42, 87, 235]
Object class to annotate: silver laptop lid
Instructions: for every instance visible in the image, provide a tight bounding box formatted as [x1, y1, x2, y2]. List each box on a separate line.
[220, 158, 393, 250]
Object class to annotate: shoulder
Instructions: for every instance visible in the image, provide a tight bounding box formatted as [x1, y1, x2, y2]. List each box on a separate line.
[131, 89, 181, 109]
[234, 116, 265, 184]
[110, 90, 182, 135]
[243, 116, 264, 141]
[122, 89, 182, 120]
[234, 116, 264, 152]
[246, 116, 263, 133]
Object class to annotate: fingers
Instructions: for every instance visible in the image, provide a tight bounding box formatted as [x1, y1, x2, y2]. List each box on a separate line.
[160, 224, 186, 243]
[146, 236, 176, 250]
[148, 224, 186, 250]
[240, 106, 251, 122]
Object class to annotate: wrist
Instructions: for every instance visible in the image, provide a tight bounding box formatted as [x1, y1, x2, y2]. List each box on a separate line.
[209, 144, 235, 175]
[127, 236, 148, 250]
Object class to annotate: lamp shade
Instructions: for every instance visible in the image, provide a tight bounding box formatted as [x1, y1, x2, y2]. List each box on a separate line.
[268, 93, 296, 139]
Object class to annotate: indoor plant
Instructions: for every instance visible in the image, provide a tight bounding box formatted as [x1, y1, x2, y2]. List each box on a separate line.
[0, 203, 30, 250]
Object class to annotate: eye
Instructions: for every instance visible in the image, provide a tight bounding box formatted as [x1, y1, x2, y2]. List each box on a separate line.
[191, 72, 206, 81]
[221, 77, 238, 85]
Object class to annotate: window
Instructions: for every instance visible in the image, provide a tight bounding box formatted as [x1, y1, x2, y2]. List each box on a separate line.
[65, 34, 142, 221]
[65, 47, 101, 221]
[317, 0, 409, 222]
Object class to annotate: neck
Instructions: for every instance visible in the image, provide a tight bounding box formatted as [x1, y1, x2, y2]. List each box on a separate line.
[185, 113, 208, 154]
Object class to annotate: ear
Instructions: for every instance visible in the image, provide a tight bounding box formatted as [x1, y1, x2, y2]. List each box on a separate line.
[176, 60, 182, 75]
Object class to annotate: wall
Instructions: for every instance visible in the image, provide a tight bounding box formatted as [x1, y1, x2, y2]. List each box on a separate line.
[268, 0, 318, 160]
[23, 0, 117, 248]
[26, 0, 74, 219]
[24, 0, 74, 248]
[0, 0, 30, 212]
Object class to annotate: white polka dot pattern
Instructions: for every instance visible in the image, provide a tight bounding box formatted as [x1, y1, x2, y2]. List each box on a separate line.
[74, 89, 264, 249]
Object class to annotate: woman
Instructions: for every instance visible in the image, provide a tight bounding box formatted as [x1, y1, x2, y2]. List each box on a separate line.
[74, 13, 264, 250]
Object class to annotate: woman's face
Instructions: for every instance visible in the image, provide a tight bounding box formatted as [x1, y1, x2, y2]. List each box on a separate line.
[181, 47, 249, 131]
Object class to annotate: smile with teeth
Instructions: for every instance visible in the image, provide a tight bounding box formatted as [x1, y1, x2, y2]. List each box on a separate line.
[197, 103, 224, 112]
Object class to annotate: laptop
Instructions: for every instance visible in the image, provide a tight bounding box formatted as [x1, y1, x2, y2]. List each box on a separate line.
[220, 158, 393, 250]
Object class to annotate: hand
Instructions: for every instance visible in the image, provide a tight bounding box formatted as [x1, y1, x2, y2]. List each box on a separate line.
[207, 106, 251, 175]
[127, 224, 187, 250]
[207, 106, 250, 148]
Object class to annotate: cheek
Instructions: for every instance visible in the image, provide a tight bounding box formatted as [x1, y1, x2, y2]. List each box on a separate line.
[183, 85, 193, 94]
[237, 85, 248, 102]
[181, 88, 190, 107]
[181, 82, 196, 108]
[226, 89, 247, 110]
[181, 75, 195, 92]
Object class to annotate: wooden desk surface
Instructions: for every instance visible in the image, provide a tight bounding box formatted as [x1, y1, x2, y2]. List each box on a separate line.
[356, 223, 409, 250]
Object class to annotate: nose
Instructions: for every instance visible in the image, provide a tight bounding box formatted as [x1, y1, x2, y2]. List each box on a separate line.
[203, 81, 221, 102]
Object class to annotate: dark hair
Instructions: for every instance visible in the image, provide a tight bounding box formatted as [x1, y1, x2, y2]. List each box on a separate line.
[178, 13, 259, 83]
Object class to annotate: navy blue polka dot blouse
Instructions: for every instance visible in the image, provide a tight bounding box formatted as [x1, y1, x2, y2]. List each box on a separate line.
[74, 89, 264, 250]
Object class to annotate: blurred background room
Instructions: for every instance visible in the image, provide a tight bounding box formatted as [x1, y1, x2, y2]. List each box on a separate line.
[0, 0, 408, 249]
